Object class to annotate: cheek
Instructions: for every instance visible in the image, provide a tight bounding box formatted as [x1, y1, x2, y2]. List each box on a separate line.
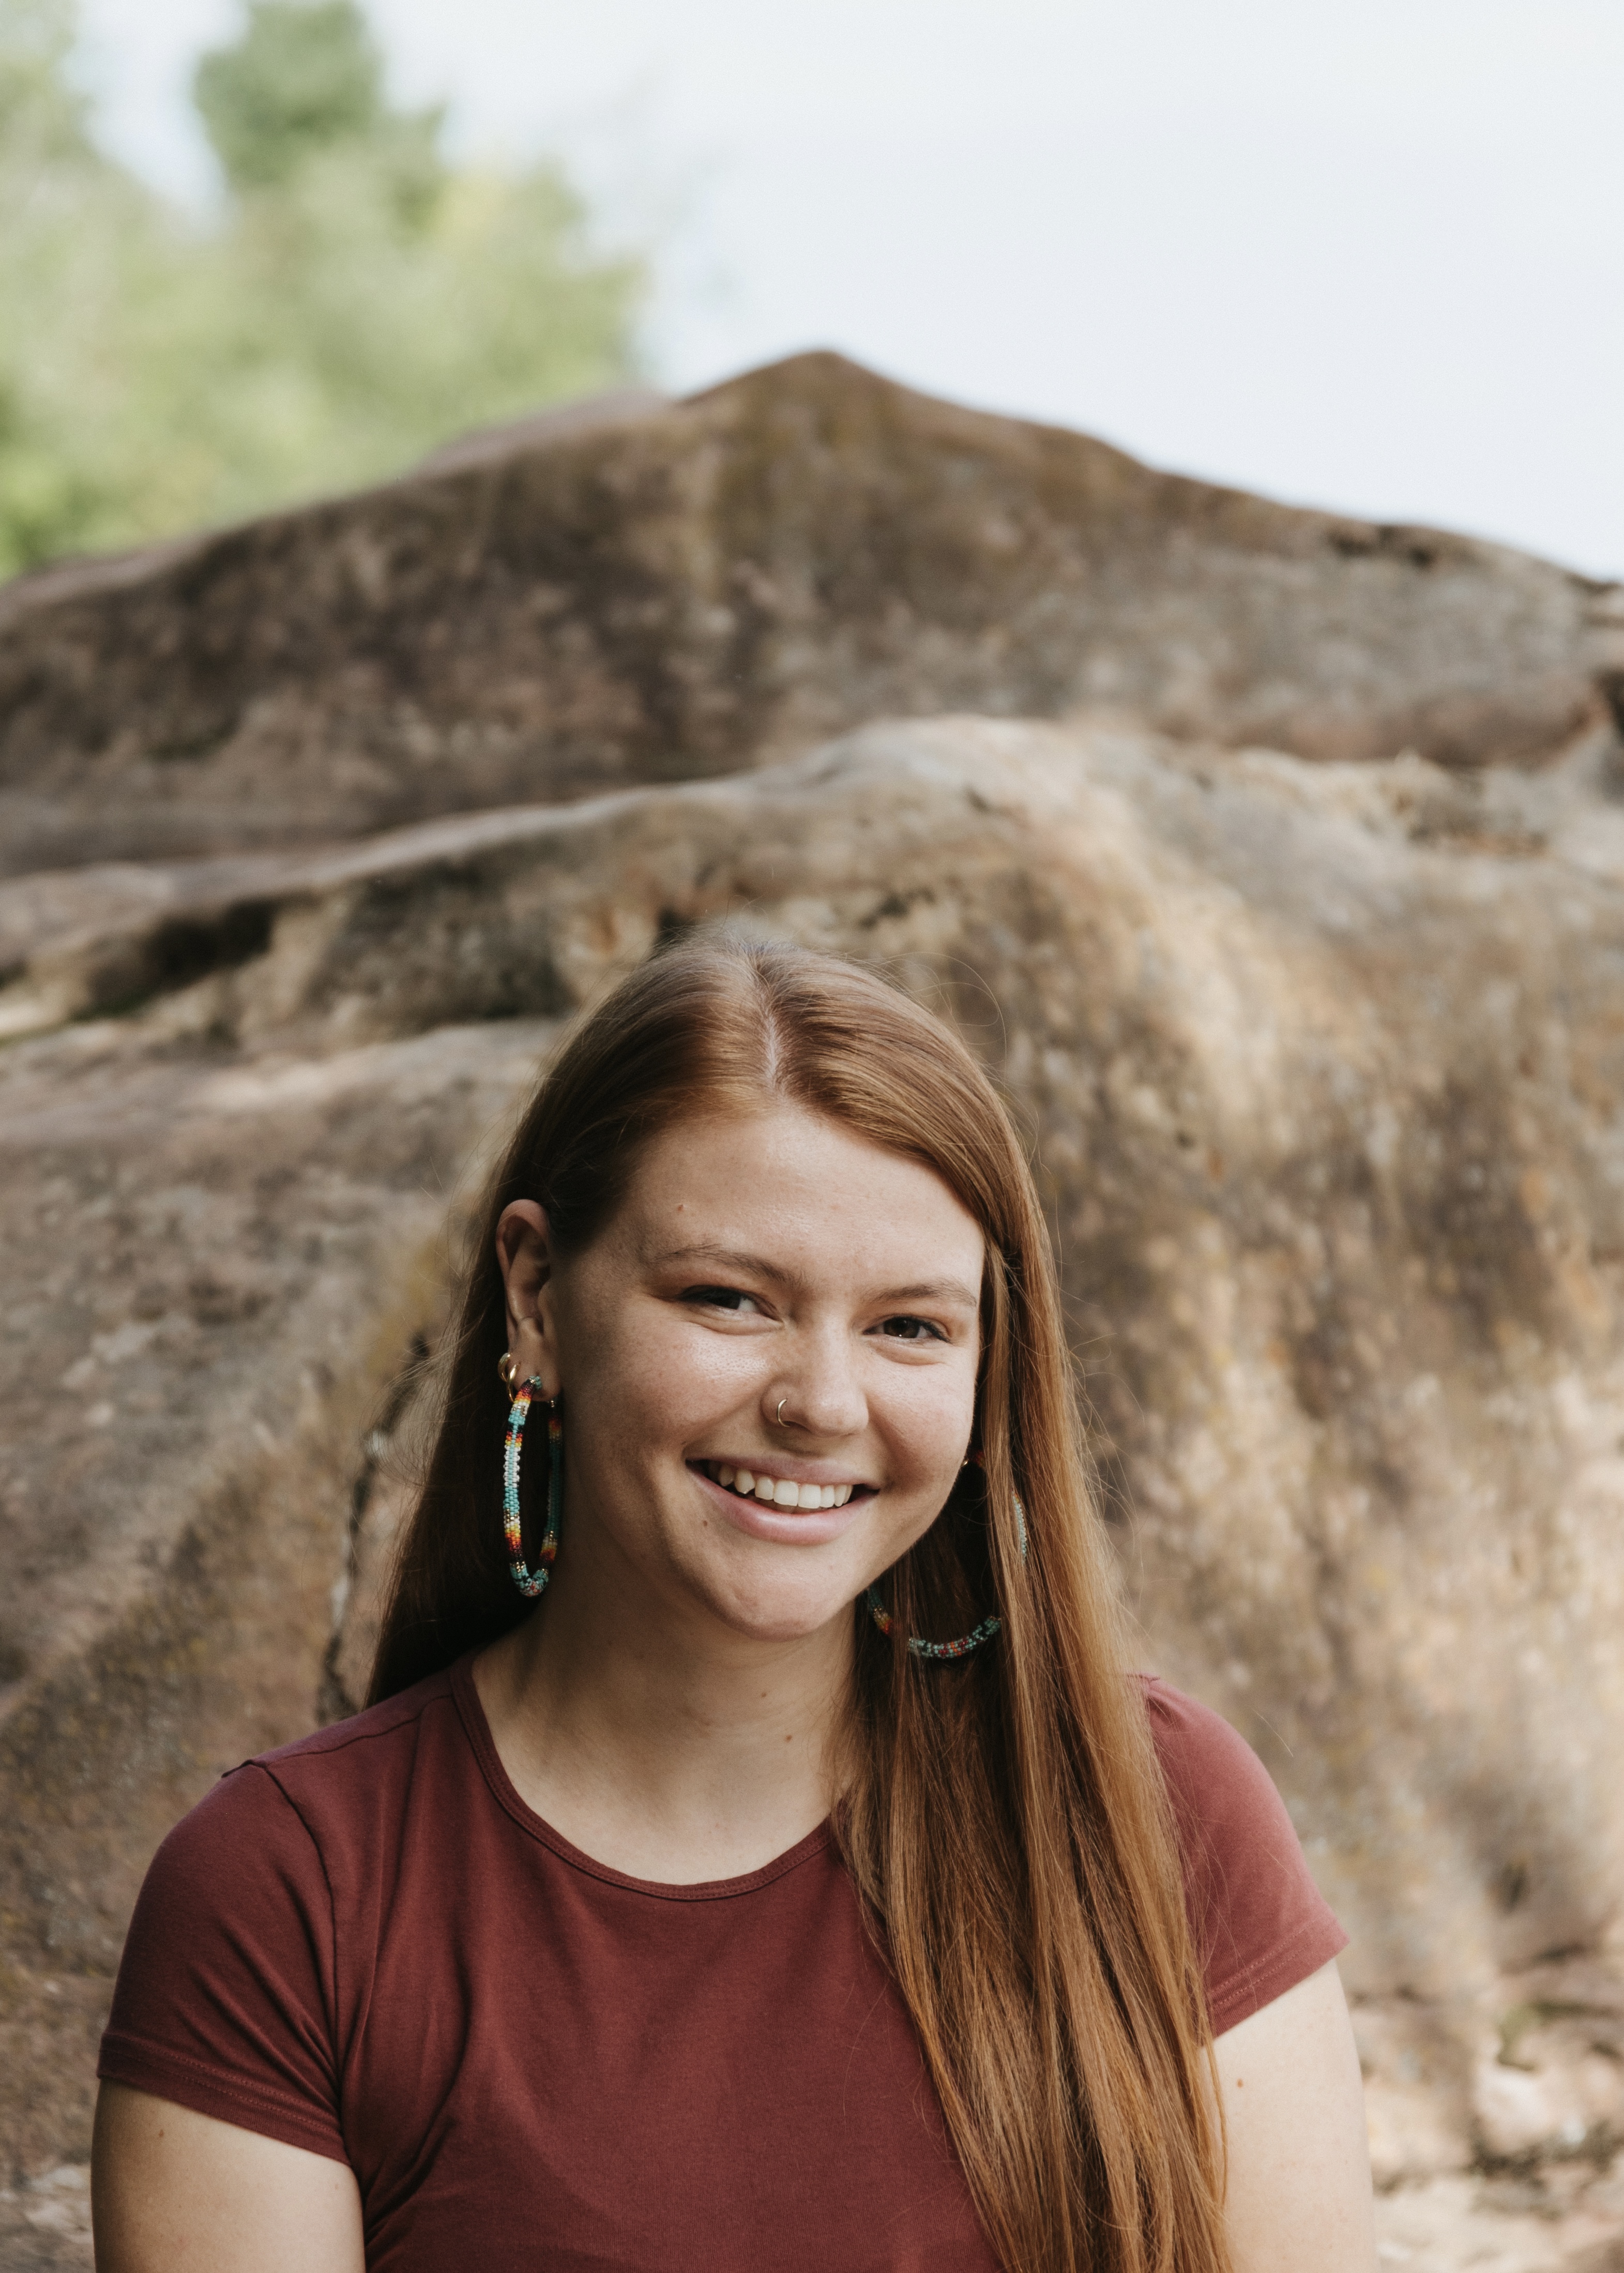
[881, 1361, 979, 1486]
[564, 1302, 762, 1448]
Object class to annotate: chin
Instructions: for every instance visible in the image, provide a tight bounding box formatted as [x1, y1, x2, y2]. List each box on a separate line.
[708, 1576, 859, 1648]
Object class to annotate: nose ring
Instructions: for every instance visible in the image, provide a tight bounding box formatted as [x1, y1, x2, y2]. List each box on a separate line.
[776, 1397, 788, 1428]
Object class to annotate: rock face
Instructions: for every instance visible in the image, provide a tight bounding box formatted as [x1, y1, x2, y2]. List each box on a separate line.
[3, 352, 1621, 880]
[4, 360, 1624, 2269]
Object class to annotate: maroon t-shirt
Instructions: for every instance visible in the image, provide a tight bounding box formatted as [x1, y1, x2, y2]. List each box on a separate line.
[99, 1659, 1344, 2271]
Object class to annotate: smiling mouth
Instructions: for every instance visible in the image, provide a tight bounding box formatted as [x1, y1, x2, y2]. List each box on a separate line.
[696, 1460, 864, 1511]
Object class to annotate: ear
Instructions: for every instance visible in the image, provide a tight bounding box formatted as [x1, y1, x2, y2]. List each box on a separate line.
[494, 1201, 560, 1398]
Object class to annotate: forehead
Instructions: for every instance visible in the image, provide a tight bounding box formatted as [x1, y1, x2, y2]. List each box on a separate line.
[614, 1108, 984, 1281]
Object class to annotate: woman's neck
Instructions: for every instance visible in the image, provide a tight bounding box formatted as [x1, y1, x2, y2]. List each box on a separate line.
[472, 1548, 852, 1885]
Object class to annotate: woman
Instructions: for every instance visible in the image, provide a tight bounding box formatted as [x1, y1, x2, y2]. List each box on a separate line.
[93, 937, 1375, 2272]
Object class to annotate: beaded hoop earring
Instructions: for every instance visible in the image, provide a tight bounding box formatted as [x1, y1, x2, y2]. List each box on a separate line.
[502, 1371, 562, 1599]
[864, 1451, 1028, 1661]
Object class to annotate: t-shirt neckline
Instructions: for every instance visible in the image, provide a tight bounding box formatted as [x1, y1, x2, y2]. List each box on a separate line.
[448, 1651, 834, 1903]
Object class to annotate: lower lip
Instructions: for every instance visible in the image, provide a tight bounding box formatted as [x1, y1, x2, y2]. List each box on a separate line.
[690, 1465, 871, 1547]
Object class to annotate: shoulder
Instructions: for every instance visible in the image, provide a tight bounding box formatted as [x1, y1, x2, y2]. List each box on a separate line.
[1137, 1675, 1294, 1843]
[254, 1663, 463, 1782]
[103, 1666, 470, 2111]
[249, 1661, 464, 1811]
[147, 1664, 465, 1890]
[1135, 1675, 1348, 2036]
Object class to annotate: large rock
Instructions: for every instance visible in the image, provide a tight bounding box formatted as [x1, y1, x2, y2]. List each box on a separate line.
[4, 709, 1624, 2265]
[3, 354, 1621, 878]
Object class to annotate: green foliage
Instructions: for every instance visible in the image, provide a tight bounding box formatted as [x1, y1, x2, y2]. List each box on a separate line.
[0, 0, 646, 579]
[194, 1, 395, 192]
[1, 0, 83, 159]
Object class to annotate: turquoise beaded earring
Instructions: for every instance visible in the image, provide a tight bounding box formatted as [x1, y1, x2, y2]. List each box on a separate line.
[864, 1450, 1028, 1661]
[498, 1353, 561, 1598]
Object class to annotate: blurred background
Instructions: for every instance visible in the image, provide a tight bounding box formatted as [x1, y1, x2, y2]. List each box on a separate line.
[6, 0, 1622, 581]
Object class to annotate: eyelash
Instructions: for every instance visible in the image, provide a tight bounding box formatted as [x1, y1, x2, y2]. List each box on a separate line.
[682, 1287, 946, 1342]
[684, 1285, 758, 1313]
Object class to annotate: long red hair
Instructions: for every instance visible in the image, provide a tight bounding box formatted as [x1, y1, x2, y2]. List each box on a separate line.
[372, 936, 1228, 2272]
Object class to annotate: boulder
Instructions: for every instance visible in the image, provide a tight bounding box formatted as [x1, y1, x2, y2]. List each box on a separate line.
[3, 353, 1621, 878]
[4, 709, 1624, 2265]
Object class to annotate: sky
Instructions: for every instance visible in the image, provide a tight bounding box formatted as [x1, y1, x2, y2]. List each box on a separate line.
[75, 0, 1624, 579]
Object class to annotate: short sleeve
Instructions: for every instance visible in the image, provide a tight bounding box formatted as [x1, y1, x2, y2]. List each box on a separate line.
[1141, 1678, 1348, 2036]
[98, 1762, 348, 2163]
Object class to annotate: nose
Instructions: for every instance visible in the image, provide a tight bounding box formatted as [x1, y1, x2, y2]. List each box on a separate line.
[767, 1324, 868, 1440]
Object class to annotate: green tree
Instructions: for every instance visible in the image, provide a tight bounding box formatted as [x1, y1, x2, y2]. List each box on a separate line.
[194, 1, 403, 193]
[0, 0, 180, 567]
[0, 0, 646, 579]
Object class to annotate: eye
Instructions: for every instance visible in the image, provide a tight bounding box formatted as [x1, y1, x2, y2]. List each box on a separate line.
[875, 1314, 947, 1342]
[682, 1284, 762, 1314]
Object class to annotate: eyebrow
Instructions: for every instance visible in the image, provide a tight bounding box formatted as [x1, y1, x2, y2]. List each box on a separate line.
[652, 1241, 980, 1311]
[872, 1279, 982, 1310]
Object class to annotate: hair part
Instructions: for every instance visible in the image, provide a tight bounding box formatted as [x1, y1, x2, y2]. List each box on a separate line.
[371, 934, 1230, 2273]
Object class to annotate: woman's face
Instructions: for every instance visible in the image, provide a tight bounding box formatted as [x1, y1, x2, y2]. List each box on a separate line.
[498, 1106, 985, 1650]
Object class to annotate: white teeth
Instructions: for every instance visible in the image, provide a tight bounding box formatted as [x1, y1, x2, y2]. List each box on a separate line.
[709, 1465, 857, 1509]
